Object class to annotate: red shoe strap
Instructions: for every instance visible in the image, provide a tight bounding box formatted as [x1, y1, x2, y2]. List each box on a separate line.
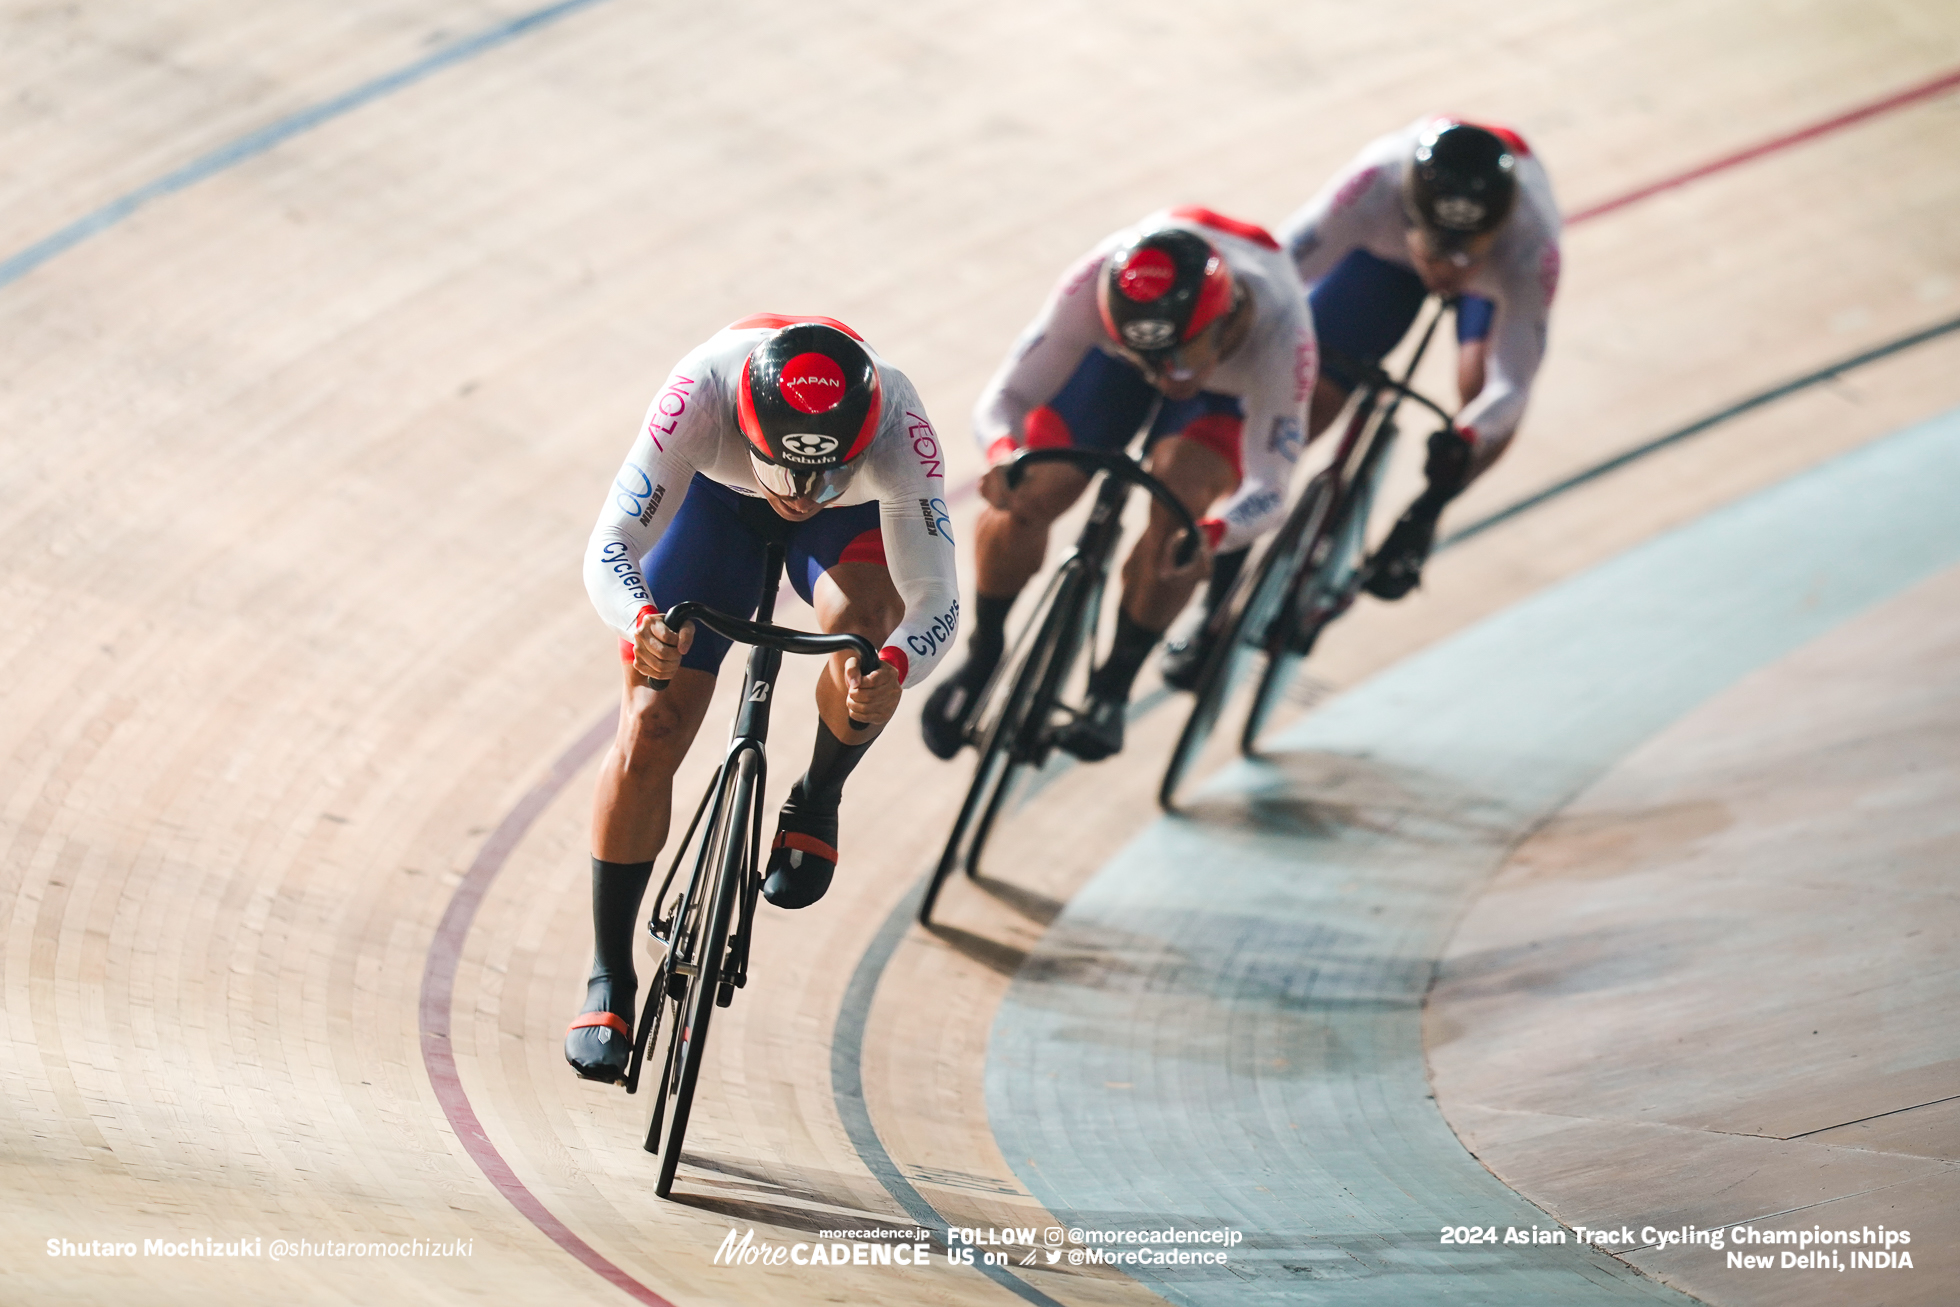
[773, 831, 839, 863]
[567, 1010, 631, 1036]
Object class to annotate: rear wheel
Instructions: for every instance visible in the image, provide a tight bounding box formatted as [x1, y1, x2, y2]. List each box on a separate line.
[648, 750, 754, 1198]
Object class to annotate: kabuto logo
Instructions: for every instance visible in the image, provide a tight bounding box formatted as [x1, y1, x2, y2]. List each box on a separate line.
[782, 432, 840, 459]
[1116, 247, 1176, 302]
[1432, 196, 1487, 230]
[1122, 319, 1176, 350]
[780, 353, 847, 414]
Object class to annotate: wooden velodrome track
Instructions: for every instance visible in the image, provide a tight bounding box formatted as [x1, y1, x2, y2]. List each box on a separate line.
[5, 1, 1959, 1304]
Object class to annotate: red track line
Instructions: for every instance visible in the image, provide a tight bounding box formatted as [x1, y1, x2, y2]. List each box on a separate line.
[417, 59, 1960, 1307]
[1566, 64, 1960, 224]
[418, 710, 677, 1307]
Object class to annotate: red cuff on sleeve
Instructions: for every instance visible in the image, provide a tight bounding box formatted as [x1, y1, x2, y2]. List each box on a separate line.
[878, 646, 909, 682]
[987, 435, 1020, 464]
[1198, 518, 1227, 551]
[635, 604, 660, 628]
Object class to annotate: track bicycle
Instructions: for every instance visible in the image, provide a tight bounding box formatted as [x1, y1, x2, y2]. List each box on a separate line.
[622, 542, 875, 1198]
[918, 445, 1201, 926]
[1158, 299, 1459, 808]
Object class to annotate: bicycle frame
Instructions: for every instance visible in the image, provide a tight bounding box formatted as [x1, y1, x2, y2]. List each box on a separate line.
[1159, 299, 1458, 806]
[619, 542, 875, 1196]
[920, 443, 1201, 925]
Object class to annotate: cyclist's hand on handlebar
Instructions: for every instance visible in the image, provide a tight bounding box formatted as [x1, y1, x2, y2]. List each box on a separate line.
[1154, 521, 1212, 585]
[978, 461, 1015, 510]
[633, 610, 693, 683]
[844, 656, 901, 727]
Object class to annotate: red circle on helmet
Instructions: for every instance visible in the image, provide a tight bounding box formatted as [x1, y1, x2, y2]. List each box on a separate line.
[779, 352, 848, 415]
[1117, 248, 1178, 303]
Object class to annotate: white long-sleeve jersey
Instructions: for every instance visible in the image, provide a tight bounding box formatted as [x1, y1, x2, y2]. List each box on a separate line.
[582, 320, 960, 688]
[972, 208, 1316, 553]
[1279, 118, 1562, 448]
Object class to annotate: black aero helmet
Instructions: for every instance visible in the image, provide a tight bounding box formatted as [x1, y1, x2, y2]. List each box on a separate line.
[1097, 227, 1236, 358]
[736, 318, 883, 501]
[1405, 121, 1520, 250]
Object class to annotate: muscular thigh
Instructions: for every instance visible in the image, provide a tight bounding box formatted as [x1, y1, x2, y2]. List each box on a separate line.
[637, 474, 773, 675]
[1309, 249, 1428, 388]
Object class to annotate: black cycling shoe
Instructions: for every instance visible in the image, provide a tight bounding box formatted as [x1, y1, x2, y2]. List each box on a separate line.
[1055, 694, 1127, 762]
[1159, 624, 1217, 692]
[763, 783, 839, 909]
[564, 979, 634, 1083]
[1363, 508, 1440, 601]
[920, 676, 980, 760]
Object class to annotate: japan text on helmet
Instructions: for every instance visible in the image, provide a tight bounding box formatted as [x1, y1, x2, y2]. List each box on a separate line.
[738, 321, 883, 504]
[1403, 121, 1519, 253]
[1096, 227, 1236, 361]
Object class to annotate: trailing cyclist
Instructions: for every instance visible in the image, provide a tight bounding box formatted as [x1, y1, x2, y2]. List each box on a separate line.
[920, 208, 1315, 763]
[1287, 118, 1560, 598]
[1162, 119, 1561, 682]
[567, 316, 959, 1082]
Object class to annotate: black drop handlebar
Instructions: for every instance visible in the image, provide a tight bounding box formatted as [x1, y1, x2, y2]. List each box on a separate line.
[644, 603, 879, 696]
[1319, 349, 1457, 428]
[1003, 447, 1206, 567]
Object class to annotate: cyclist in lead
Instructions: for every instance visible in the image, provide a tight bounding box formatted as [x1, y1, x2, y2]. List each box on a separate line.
[567, 317, 959, 1082]
[919, 208, 1315, 762]
[1282, 118, 1560, 600]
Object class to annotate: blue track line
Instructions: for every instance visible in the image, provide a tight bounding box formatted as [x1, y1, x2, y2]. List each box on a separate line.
[0, 0, 613, 292]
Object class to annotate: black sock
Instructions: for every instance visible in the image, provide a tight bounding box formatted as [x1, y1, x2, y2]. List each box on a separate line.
[1087, 608, 1165, 702]
[958, 592, 1016, 683]
[586, 856, 654, 1016]
[1203, 547, 1249, 616]
[799, 719, 873, 806]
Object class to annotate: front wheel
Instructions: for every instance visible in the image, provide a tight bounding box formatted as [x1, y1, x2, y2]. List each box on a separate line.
[649, 750, 755, 1197]
[1242, 475, 1373, 756]
[1160, 476, 1332, 807]
[920, 561, 1093, 925]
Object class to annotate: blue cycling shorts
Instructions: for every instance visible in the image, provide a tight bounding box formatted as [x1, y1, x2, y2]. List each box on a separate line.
[1309, 249, 1493, 389]
[632, 474, 885, 675]
[1026, 348, 1248, 476]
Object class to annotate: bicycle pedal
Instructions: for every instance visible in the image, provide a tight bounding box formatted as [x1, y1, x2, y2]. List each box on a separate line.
[715, 981, 734, 1008]
[667, 972, 688, 1001]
